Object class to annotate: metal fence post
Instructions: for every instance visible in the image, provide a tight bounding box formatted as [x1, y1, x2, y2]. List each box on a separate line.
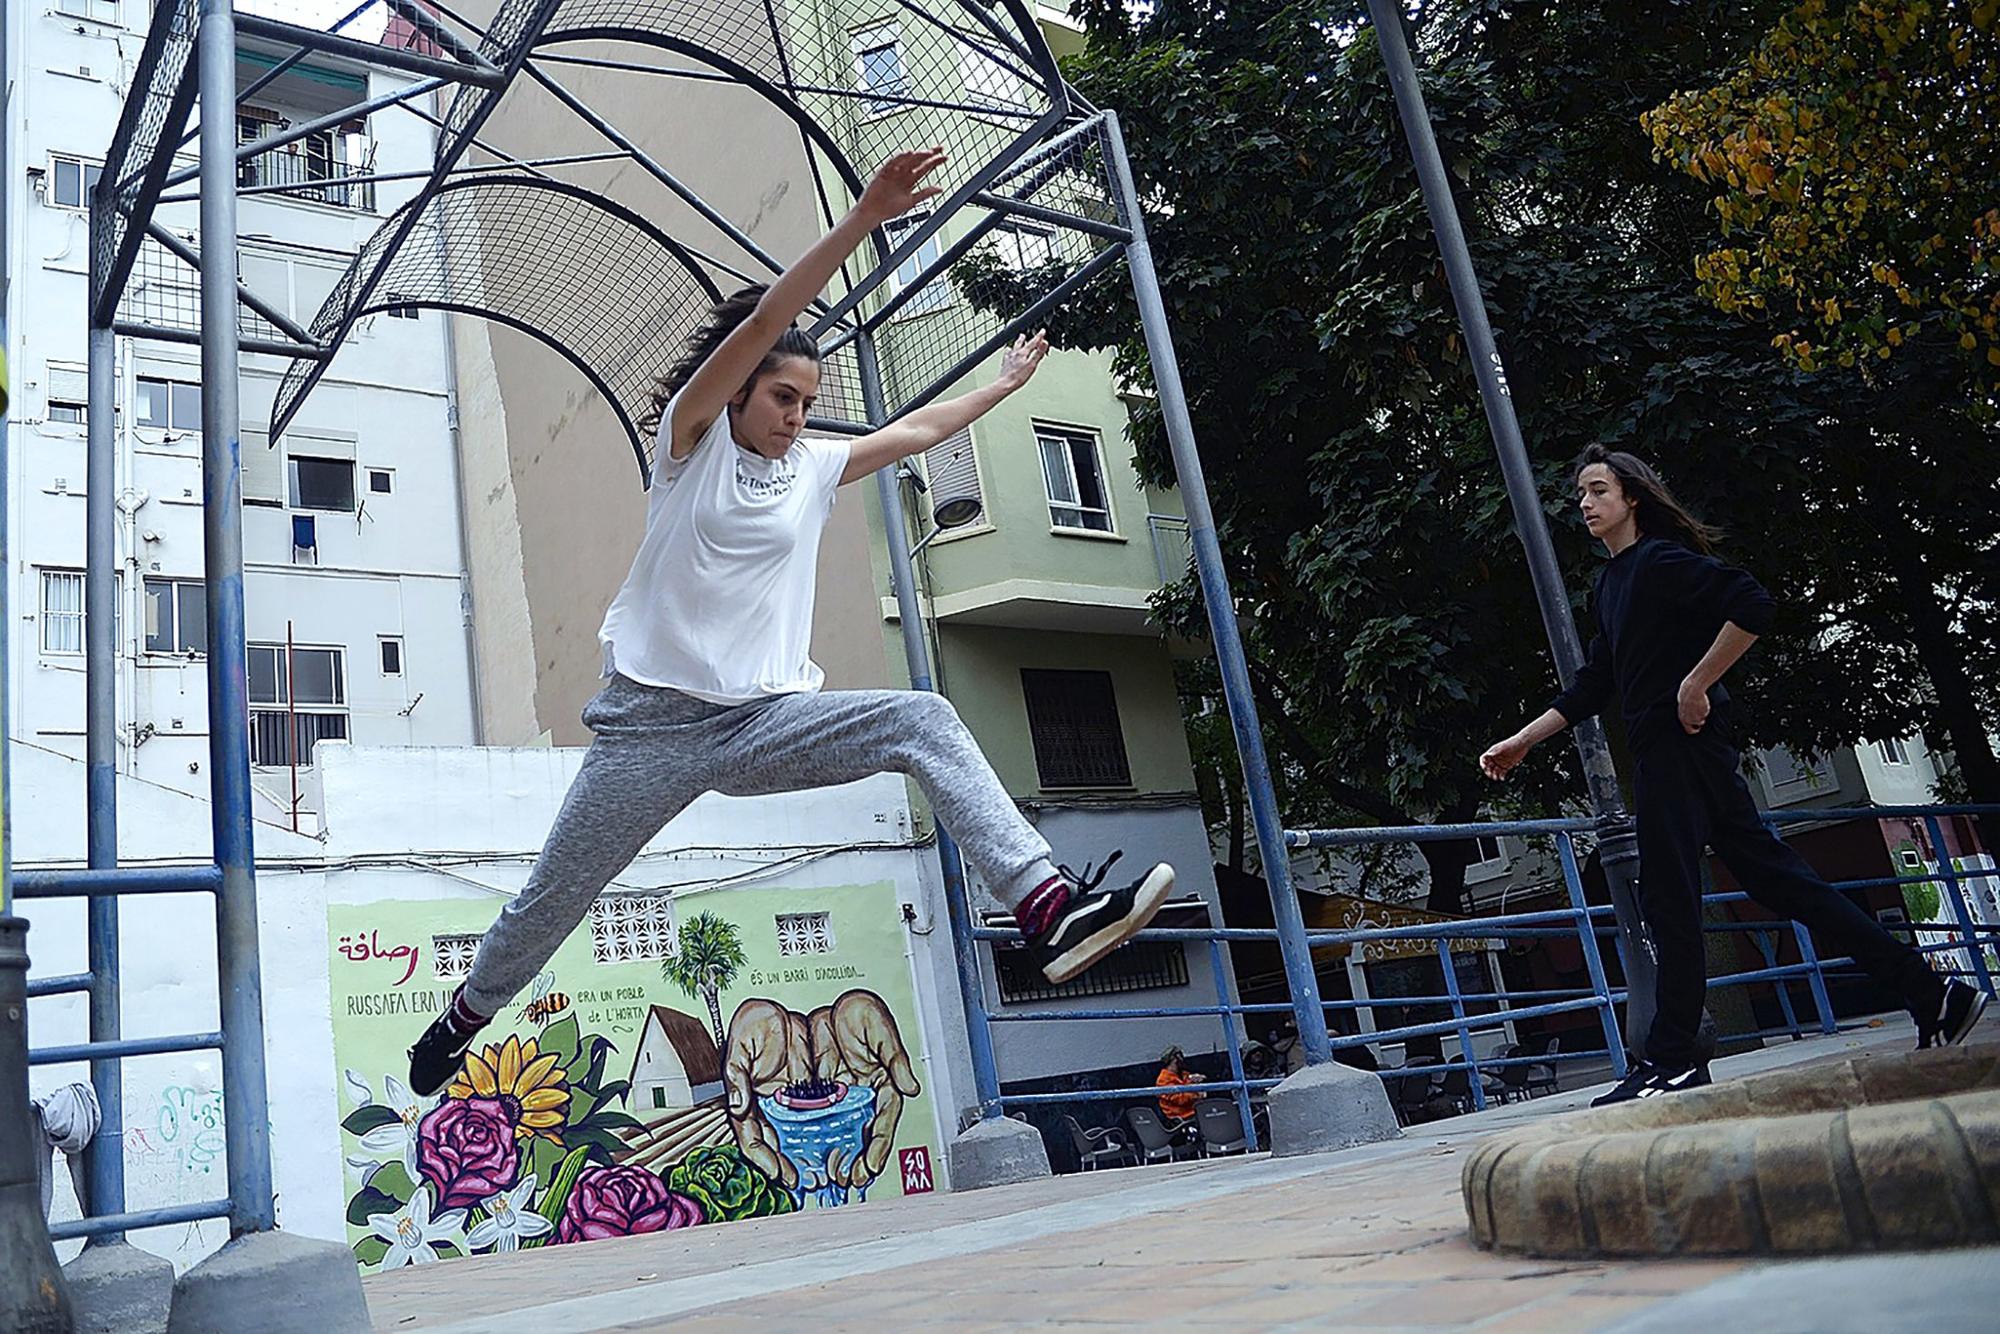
[1752, 929, 1804, 1039]
[1556, 834, 1627, 1079]
[858, 332, 1005, 1117]
[1207, 938, 1256, 1149]
[1791, 924, 1836, 1035]
[198, 0, 276, 1233]
[1925, 816, 1996, 996]
[1361, 0, 1659, 1059]
[1437, 939, 1485, 1111]
[1102, 109, 1333, 1064]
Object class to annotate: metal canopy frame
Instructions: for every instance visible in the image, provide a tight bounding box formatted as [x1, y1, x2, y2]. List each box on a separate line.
[22, 0, 1649, 1268]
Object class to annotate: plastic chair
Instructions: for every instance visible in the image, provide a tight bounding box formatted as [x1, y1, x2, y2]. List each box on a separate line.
[1527, 1037, 1559, 1097]
[1064, 1115, 1134, 1171]
[1193, 1099, 1249, 1157]
[1123, 1105, 1189, 1164]
[1496, 1043, 1532, 1102]
[1389, 1055, 1440, 1126]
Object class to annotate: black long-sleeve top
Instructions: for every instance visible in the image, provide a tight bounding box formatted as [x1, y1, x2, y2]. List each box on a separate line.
[1550, 536, 1777, 749]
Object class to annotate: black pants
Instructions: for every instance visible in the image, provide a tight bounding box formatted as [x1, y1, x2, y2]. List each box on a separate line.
[1633, 726, 1944, 1068]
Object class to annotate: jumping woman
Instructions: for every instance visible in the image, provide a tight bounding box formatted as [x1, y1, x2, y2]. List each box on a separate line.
[408, 149, 1174, 1096]
[1480, 446, 1986, 1105]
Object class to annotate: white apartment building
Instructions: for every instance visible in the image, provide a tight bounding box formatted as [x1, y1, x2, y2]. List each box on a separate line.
[6, 0, 478, 827]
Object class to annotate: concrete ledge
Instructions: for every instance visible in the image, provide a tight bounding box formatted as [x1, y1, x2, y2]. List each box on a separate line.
[65, 1239, 174, 1334]
[947, 1116, 1051, 1191]
[1267, 1059, 1401, 1157]
[167, 1229, 370, 1334]
[1464, 1041, 2000, 1258]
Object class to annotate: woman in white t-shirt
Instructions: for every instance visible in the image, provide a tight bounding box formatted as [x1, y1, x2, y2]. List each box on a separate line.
[409, 149, 1174, 1101]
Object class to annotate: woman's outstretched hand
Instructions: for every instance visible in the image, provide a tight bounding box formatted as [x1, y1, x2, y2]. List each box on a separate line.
[858, 148, 949, 225]
[994, 329, 1050, 392]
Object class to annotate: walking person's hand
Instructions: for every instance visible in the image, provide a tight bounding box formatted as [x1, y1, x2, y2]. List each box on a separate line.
[858, 148, 948, 224]
[1677, 675, 1711, 734]
[1479, 734, 1530, 780]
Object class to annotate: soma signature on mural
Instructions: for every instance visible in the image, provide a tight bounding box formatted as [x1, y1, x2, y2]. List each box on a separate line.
[334, 898, 935, 1272]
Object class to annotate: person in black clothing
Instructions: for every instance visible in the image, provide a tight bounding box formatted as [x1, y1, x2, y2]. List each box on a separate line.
[1481, 446, 1988, 1105]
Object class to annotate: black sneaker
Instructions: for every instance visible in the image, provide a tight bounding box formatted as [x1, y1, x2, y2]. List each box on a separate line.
[1589, 1060, 1710, 1107]
[408, 1009, 482, 1098]
[1918, 981, 1991, 1049]
[1028, 851, 1175, 985]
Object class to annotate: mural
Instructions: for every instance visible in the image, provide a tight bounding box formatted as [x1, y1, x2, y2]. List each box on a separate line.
[328, 885, 937, 1272]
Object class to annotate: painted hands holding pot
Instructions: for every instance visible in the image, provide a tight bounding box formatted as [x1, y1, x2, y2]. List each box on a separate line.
[721, 989, 922, 1191]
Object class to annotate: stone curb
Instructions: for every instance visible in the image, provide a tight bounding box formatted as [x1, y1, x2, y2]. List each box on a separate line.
[1463, 1043, 2000, 1258]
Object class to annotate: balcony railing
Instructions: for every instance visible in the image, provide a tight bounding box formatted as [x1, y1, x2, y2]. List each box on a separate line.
[238, 147, 376, 211]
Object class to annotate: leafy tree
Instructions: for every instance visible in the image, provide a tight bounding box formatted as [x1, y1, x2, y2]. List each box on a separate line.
[1643, 0, 2000, 404]
[963, 0, 1999, 910]
[663, 912, 747, 1049]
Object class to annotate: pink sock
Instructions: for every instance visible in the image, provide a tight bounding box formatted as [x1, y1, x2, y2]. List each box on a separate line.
[1015, 876, 1072, 937]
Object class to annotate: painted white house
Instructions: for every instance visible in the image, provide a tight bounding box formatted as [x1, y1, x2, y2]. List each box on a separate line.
[628, 1004, 724, 1114]
[4, 0, 480, 828]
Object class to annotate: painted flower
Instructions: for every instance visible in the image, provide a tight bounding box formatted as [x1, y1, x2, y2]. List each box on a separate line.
[465, 1174, 553, 1253]
[556, 1164, 703, 1244]
[416, 1096, 520, 1211]
[366, 1185, 465, 1269]
[354, 1074, 425, 1181]
[448, 1033, 569, 1144]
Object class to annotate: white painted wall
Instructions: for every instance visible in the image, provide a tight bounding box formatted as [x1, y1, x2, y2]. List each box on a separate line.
[16, 743, 965, 1272]
[6, 7, 478, 825]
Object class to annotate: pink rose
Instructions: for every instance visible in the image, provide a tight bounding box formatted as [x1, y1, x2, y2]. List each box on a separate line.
[416, 1096, 519, 1211]
[556, 1164, 704, 1243]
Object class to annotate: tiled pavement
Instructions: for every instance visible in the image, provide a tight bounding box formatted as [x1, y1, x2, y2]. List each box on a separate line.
[364, 1015, 1997, 1332]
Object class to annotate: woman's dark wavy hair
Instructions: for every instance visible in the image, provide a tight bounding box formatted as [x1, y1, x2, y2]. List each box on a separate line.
[1573, 445, 1722, 555]
[639, 284, 821, 437]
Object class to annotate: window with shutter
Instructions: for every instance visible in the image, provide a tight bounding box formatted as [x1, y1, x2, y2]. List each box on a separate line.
[1020, 669, 1131, 788]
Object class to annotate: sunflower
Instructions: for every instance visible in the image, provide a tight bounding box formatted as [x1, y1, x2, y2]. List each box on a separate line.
[448, 1033, 570, 1144]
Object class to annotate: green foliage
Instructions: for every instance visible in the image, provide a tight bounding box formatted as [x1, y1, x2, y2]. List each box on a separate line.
[668, 1146, 797, 1222]
[525, 1145, 592, 1248]
[665, 913, 748, 1045]
[340, 1104, 398, 1137]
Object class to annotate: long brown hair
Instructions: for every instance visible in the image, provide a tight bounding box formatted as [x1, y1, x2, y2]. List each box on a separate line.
[1572, 445, 1722, 555]
[639, 284, 821, 438]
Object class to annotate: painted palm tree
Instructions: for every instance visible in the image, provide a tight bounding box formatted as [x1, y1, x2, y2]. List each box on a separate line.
[663, 912, 747, 1049]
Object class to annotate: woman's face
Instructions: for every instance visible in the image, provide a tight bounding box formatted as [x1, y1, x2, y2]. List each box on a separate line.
[730, 356, 821, 459]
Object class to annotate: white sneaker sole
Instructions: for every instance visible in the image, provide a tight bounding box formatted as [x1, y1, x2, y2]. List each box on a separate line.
[1945, 987, 1992, 1046]
[1041, 864, 1175, 985]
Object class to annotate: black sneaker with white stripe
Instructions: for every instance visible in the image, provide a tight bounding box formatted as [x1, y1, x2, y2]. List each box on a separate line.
[1589, 1060, 1710, 1108]
[408, 1010, 482, 1098]
[1028, 851, 1175, 985]
[1917, 980, 1991, 1049]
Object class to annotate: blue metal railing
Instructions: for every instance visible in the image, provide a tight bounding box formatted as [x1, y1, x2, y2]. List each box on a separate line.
[962, 804, 1998, 1153]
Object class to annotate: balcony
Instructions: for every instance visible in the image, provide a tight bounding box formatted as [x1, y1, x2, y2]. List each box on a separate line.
[239, 146, 375, 212]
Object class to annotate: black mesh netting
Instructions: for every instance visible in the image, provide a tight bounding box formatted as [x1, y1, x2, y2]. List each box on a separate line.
[94, 0, 198, 301]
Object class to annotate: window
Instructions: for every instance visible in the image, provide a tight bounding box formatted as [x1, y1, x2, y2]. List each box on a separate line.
[851, 23, 908, 115]
[248, 643, 349, 767]
[995, 937, 1186, 1003]
[41, 571, 86, 653]
[1474, 836, 1504, 865]
[380, 297, 419, 320]
[290, 456, 356, 512]
[432, 934, 482, 979]
[882, 211, 951, 316]
[57, 0, 120, 24]
[367, 468, 394, 495]
[143, 578, 206, 654]
[136, 376, 201, 432]
[1898, 848, 1924, 872]
[959, 47, 1031, 117]
[1879, 737, 1912, 765]
[378, 636, 403, 677]
[48, 401, 86, 424]
[992, 221, 1057, 272]
[1036, 424, 1113, 532]
[1762, 747, 1833, 789]
[589, 894, 676, 964]
[1021, 668, 1131, 788]
[776, 912, 835, 957]
[50, 155, 105, 210]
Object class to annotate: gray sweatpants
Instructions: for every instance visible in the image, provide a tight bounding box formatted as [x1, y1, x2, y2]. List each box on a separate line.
[461, 675, 1055, 1014]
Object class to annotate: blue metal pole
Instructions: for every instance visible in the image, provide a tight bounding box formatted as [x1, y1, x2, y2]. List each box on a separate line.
[198, 0, 276, 1234]
[1753, 929, 1803, 1038]
[1437, 939, 1486, 1111]
[1102, 109, 1333, 1064]
[857, 332, 1005, 1117]
[1206, 938, 1256, 1149]
[83, 287, 126, 1238]
[1791, 924, 1836, 1035]
[1556, 834, 1626, 1079]
[1925, 815, 1996, 997]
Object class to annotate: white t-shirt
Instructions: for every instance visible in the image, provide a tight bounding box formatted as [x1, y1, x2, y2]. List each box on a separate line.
[597, 395, 851, 704]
